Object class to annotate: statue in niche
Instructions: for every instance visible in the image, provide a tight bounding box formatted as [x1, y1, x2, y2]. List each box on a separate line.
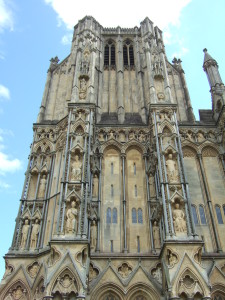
[66, 201, 78, 234]
[152, 266, 162, 283]
[108, 131, 114, 139]
[129, 131, 135, 140]
[30, 219, 40, 249]
[28, 262, 39, 278]
[20, 219, 30, 249]
[152, 54, 163, 78]
[197, 132, 205, 142]
[173, 203, 187, 233]
[153, 221, 161, 248]
[90, 220, 97, 251]
[79, 77, 88, 100]
[98, 132, 105, 142]
[119, 131, 126, 142]
[168, 252, 177, 266]
[166, 154, 178, 182]
[149, 175, 156, 197]
[70, 155, 82, 181]
[139, 132, 146, 142]
[38, 174, 47, 198]
[92, 175, 99, 198]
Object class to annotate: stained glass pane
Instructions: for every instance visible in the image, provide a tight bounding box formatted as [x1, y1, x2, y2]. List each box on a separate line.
[138, 208, 143, 224]
[199, 206, 206, 224]
[132, 208, 137, 223]
[191, 205, 199, 225]
[107, 208, 111, 224]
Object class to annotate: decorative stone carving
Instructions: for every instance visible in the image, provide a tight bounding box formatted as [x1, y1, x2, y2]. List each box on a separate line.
[152, 221, 161, 248]
[3, 260, 14, 279]
[173, 203, 187, 234]
[178, 274, 203, 298]
[166, 154, 179, 183]
[52, 273, 78, 296]
[151, 263, 162, 284]
[30, 218, 40, 249]
[27, 261, 39, 278]
[90, 220, 97, 252]
[139, 132, 146, 142]
[38, 174, 47, 198]
[77, 248, 88, 266]
[70, 155, 82, 181]
[34, 279, 45, 300]
[197, 131, 205, 142]
[129, 131, 135, 140]
[79, 76, 88, 100]
[89, 262, 99, 282]
[66, 200, 78, 234]
[152, 54, 163, 79]
[194, 248, 202, 264]
[98, 132, 105, 142]
[47, 247, 60, 267]
[108, 131, 115, 139]
[149, 175, 156, 197]
[92, 174, 99, 198]
[157, 92, 165, 101]
[118, 131, 126, 142]
[118, 262, 132, 278]
[5, 284, 27, 300]
[20, 219, 30, 249]
[167, 250, 178, 267]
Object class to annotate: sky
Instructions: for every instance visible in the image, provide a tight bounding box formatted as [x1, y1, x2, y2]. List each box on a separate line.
[0, 0, 225, 279]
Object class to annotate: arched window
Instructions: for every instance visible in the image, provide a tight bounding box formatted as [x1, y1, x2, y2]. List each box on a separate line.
[132, 208, 137, 223]
[199, 205, 207, 224]
[138, 208, 143, 224]
[135, 185, 137, 197]
[215, 205, 223, 224]
[112, 208, 117, 223]
[191, 205, 199, 225]
[106, 208, 111, 224]
[123, 40, 134, 66]
[111, 162, 113, 175]
[104, 41, 116, 66]
[133, 162, 136, 175]
[111, 184, 114, 197]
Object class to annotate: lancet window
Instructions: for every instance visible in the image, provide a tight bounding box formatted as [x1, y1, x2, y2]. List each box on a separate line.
[123, 39, 134, 66]
[106, 207, 118, 224]
[104, 40, 116, 66]
[215, 205, 223, 224]
[199, 205, 207, 224]
[191, 205, 199, 225]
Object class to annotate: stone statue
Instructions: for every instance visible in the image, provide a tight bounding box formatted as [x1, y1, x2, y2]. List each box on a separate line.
[79, 77, 87, 99]
[30, 219, 40, 249]
[66, 201, 78, 234]
[166, 154, 178, 182]
[38, 175, 47, 198]
[21, 219, 29, 249]
[173, 203, 187, 233]
[90, 220, 97, 251]
[149, 175, 156, 197]
[153, 221, 161, 248]
[70, 155, 82, 181]
[168, 252, 177, 266]
[92, 175, 99, 198]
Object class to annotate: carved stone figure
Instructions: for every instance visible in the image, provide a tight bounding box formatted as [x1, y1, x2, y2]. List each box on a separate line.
[168, 252, 177, 266]
[38, 174, 47, 198]
[20, 219, 29, 249]
[153, 221, 160, 248]
[30, 219, 40, 249]
[66, 201, 78, 234]
[28, 262, 39, 278]
[197, 131, 205, 142]
[90, 220, 97, 251]
[98, 132, 105, 141]
[118, 263, 132, 278]
[166, 154, 178, 182]
[92, 175, 99, 198]
[139, 132, 145, 142]
[79, 77, 87, 99]
[89, 263, 99, 281]
[3, 260, 13, 279]
[149, 175, 156, 197]
[70, 155, 82, 181]
[173, 203, 187, 233]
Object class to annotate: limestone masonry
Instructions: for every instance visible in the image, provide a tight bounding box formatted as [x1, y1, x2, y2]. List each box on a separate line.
[1, 16, 225, 299]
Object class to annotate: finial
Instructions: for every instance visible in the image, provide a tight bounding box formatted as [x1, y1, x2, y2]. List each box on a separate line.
[203, 48, 207, 53]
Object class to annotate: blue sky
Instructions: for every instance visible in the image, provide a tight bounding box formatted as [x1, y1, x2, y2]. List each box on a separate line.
[0, 0, 225, 278]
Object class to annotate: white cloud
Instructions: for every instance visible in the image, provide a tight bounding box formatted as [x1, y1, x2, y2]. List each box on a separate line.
[0, 0, 14, 32]
[61, 33, 72, 45]
[0, 128, 22, 177]
[0, 84, 10, 100]
[44, 0, 192, 30]
[0, 179, 10, 189]
[172, 47, 189, 59]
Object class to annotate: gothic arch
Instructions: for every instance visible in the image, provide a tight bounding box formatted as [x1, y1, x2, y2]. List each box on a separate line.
[127, 283, 160, 300]
[182, 145, 197, 157]
[212, 284, 225, 300]
[33, 138, 54, 153]
[158, 120, 175, 134]
[71, 120, 86, 133]
[91, 283, 124, 300]
[201, 144, 220, 156]
[2, 279, 31, 300]
[49, 266, 80, 297]
[124, 141, 146, 154]
[102, 140, 122, 154]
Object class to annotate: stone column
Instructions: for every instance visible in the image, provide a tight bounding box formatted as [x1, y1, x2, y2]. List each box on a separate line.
[96, 154, 102, 252]
[117, 32, 125, 123]
[121, 153, 127, 252]
[197, 153, 222, 252]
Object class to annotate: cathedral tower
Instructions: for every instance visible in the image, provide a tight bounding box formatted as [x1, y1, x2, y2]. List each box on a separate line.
[1, 16, 225, 300]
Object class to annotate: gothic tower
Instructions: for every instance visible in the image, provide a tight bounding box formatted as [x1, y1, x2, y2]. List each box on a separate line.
[1, 16, 225, 300]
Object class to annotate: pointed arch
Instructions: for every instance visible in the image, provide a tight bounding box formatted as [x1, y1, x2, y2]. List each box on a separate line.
[91, 283, 124, 300]
[2, 279, 31, 300]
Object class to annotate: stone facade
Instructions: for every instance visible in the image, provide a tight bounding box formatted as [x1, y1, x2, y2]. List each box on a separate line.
[0, 16, 225, 300]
